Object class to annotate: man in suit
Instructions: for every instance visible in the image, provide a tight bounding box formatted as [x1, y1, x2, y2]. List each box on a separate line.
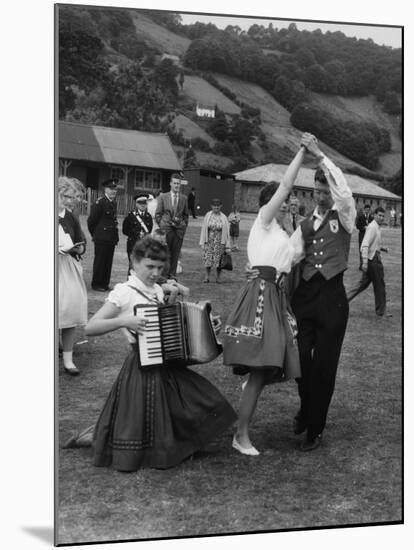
[87, 178, 119, 291]
[122, 193, 154, 275]
[187, 187, 197, 218]
[355, 204, 374, 269]
[283, 196, 305, 236]
[155, 173, 189, 278]
[290, 133, 356, 451]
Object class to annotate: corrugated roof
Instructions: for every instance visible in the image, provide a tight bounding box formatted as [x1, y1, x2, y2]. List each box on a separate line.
[234, 163, 401, 200]
[59, 121, 182, 171]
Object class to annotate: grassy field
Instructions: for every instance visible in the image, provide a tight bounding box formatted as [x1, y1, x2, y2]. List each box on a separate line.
[57, 214, 402, 545]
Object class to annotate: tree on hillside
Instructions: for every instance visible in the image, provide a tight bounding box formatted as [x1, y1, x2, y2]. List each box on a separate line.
[207, 112, 229, 141]
[295, 47, 317, 68]
[382, 91, 401, 115]
[59, 29, 109, 116]
[228, 116, 255, 153]
[154, 59, 179, 97]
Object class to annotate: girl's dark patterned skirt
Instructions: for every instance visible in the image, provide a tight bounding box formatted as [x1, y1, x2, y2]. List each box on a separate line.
[92, 349, 236, 471]
[222, 266, 301, 385]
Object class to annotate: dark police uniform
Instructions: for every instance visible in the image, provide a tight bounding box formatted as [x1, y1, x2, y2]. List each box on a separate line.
[88, 187, 119, 290]
[122, 209, 153, 258]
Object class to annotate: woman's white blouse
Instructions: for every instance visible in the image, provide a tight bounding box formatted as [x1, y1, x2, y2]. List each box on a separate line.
[107, 275, 164, 344]
[247, 209, 295, 273]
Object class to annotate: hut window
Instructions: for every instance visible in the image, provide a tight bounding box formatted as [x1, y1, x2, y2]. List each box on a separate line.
[135, 170, 162, 191]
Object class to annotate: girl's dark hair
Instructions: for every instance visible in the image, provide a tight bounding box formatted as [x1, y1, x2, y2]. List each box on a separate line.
[211, 198, 222, 206]
[259, 181, 279, 207]
[314, 167, 327, 184]
[131, 236, 169, 263]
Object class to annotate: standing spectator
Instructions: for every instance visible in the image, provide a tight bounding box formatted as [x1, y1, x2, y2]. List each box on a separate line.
[87, 178, 119, 292]
[283, 196, 305, 237]
[355, 204, 374, 269]
[347, 207, 389, 316]
[58, 177, 88, 375]
[289, 133, 356, 451]
[155, 174, 189, 278]
[199, 199, 231, 284]
[390, 206, 396, 227]
[187, 187, 197, 219]
[228, 204, 241, 251]
[122, 193, 153, 275]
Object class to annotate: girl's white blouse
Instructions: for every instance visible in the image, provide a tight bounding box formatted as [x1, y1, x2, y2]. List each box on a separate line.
[247, 209, 295, 273]
[107, 275, 164, 344]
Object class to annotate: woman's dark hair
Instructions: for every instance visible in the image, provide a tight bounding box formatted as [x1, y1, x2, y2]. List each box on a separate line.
[131, 236, 169, 263]
[314, 168, 327, 184]
[211, 198, 222, 207]
[374, 206, 385, 214]
[259, 181, 279, 207]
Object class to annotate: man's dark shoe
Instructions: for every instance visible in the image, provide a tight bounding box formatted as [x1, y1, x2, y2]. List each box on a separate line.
[293, 413, 307, 435]
[92, 286, 108, 292]
[300, 434, 322, 452]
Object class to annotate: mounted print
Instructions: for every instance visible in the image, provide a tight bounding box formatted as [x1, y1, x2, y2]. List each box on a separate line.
[56, 2, 403, 546]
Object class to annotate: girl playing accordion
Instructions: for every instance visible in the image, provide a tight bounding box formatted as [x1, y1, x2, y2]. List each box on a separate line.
[64, 236, 236, 471]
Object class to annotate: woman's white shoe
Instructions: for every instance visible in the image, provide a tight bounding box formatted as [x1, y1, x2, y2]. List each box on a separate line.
[232, 435, 260, 456]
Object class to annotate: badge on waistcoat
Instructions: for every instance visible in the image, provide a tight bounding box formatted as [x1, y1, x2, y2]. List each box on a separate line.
[329, 219, 339, 233]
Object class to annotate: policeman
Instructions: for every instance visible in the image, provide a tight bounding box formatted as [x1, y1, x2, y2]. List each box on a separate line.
[122, 193, 154, 275]
[87, 178, 119, 291]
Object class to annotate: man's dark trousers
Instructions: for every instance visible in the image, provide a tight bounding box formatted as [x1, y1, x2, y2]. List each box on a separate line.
[166, 229, 183, 278]
[347, 252, 385, 316]
[292, 272, 349, 440]
[92, 242, 115, 289]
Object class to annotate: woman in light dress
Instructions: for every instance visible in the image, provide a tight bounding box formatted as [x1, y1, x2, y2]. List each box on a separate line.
[58, 176, 88, 375]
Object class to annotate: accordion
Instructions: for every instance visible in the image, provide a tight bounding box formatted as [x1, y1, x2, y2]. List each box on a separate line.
[133, 301, 222, 368]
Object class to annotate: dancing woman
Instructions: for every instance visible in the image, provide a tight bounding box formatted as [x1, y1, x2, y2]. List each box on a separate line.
[223, 138, 307, 456]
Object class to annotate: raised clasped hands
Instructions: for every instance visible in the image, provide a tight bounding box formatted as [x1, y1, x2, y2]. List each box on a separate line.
[301, 132, 322, 159]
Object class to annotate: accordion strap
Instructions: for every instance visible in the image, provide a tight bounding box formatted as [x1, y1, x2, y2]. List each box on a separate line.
[127, 285, 161, 304]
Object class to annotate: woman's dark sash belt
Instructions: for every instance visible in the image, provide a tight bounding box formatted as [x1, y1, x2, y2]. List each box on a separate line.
[252, 265, 285, 287]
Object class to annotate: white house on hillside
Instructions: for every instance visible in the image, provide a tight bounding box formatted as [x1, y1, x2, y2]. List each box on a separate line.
[196, 103, 215, 118]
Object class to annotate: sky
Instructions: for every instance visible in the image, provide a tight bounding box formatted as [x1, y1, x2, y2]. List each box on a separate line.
[179, 12, 402, 49]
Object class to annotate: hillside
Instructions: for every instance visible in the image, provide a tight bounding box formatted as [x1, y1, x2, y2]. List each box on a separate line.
[128, 13, 401, 177]
[59, 7, 402, 182]
[129, 11, 190, 56]
[177, 72, 399, 174]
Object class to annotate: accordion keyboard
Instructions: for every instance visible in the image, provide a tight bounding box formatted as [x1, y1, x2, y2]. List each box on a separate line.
[136, 304, 186, 366]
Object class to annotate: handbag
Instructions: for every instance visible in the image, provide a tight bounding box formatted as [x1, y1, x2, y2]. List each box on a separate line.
[220, 251, 233, 271]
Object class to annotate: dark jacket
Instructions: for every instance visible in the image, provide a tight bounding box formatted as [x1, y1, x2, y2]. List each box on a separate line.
[155, 192, 189, 238]
[122, 210, 153, 255]
[355, 210, 374, 233]
[87, 195, 119, 244]
[59, 209, 86, 260]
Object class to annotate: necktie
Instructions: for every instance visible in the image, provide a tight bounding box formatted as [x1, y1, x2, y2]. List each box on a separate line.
[292, 214, 296, 231]
[173, 193, 178, 212]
